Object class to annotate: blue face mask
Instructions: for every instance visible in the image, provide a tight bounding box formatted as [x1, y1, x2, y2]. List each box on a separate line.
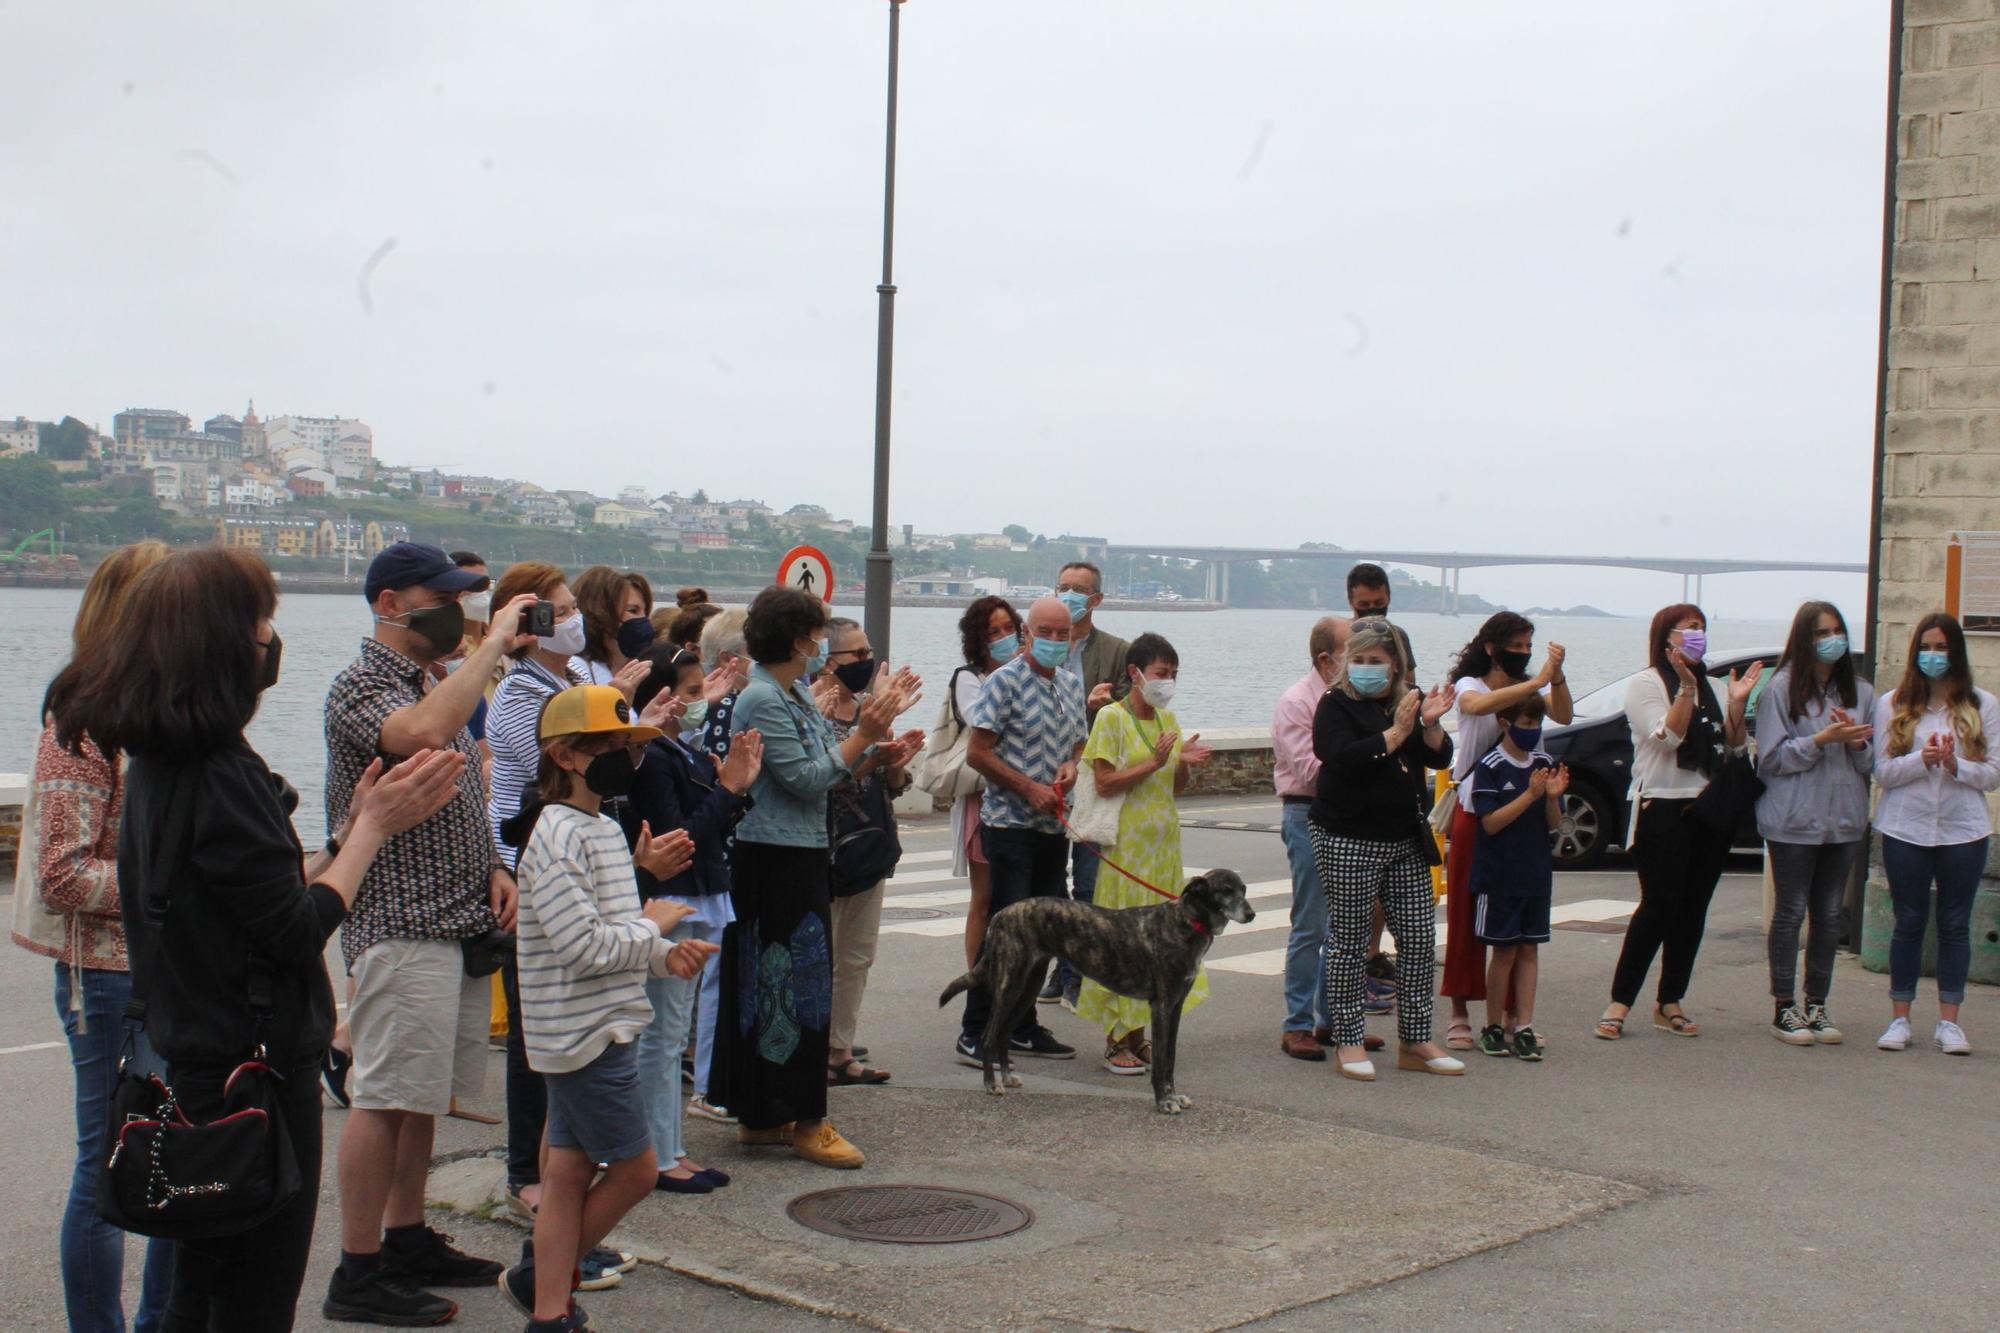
[1057, 589, 1092, 623]
[1030, 635, 1071, 670]
[1919, 649, 1950, 679]
[989, 633, 1019, 661]
[804, 637, 828, 674]
[1814, 634, 1848, 664]
[1507, 725, 1543, 751]
[1347, 663, 1392, 697]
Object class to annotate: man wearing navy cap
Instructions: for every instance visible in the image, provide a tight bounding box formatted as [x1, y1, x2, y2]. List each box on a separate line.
[320, 543, 541, 1325]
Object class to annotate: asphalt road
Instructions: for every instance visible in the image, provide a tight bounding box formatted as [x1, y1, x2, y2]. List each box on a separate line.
[5, 796, 1995, 1331]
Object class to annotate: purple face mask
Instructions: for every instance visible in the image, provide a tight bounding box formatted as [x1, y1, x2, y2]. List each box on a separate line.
[1677, 629, 1707, 662]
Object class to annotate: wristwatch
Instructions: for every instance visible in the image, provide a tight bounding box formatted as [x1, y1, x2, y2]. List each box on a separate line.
[324, 833, 343, 857]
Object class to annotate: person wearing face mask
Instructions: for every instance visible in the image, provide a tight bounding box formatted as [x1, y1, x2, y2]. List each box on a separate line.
[1468, 694, 1567, 1060]
[1272, 615, 1353, 1061]
[500, 685, 712, 1331]
[627, 649, 765, 1193]
[711, 587, 908, 1169]
[818, 620, 926, 1086]
[445, 552, 498, 756]
[1870, 613, 2000, 1055]
[1046, 562, 1131, 1007]
[1440, 613, 1572, 1050]
[1074, 634, 1215, 1074]
[1308, 617, 1459, 1082]
[1754, 601, 1874, 1048]
[320, 542, 544, 1324]
[956, 598, 1092, 1066]
[683, 607, 753, 1124]
[950, 596, 1025, 967]
[52, 546, 469, 1331]
[571, 566, 656, 699]
[1596, 604, 1760, 1044]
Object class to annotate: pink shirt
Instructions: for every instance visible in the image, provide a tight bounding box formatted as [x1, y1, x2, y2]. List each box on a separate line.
[1272, 670, 1329, 798]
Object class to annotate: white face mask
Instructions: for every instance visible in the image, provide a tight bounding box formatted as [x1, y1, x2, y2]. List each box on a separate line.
[461, 590, 492, 623]
[543, 611, 588, 657]
[1138, 677, 1177, 709]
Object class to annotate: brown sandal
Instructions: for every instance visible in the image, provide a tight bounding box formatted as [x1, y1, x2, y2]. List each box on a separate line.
[1594, 1010, 1626, 1041]
[1654, 1007, 1700, 1037]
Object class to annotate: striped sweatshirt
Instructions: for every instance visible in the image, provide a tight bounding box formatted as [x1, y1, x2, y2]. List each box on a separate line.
[515, 803, 666, 1074]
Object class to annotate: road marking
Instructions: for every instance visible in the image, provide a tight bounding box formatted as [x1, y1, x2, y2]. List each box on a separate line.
[878, 874, 1283, 936]
[0, 1040, 64, 1057]
[902, 850, 952, 865]
[1208, 898, 1639, 977]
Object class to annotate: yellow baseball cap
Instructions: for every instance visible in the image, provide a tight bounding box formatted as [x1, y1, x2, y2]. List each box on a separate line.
[538, 684, 663, 744]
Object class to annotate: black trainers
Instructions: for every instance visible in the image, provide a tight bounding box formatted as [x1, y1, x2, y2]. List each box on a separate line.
[1511, 1027, 1544, 1062]
[1037, 972, 1064, 1004]
[324, 1265, 459, 1326]
[1772, 1004, 1814, 1046]
[1476, 1024, 1512, 1057]
[1009, 1028, 1076, 1059]
[953, 1033, 985, 1068]
[1804, 1003, 1844, 1045]
[321, 1046, 352, 1108]
[384, 1225, 504, 1288]
[526, 1306, 591, 1333]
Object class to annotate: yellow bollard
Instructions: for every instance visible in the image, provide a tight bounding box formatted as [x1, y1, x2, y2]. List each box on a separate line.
[1430, 771, 1452, 900]
[490, 970, 509, 1038]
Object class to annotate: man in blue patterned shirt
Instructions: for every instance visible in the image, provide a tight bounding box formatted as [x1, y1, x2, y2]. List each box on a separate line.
[955, 597, 1087, 1064]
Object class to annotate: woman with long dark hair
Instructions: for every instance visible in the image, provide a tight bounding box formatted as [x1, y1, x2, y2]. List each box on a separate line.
[1755, 601, 1874, 1046]
[571, 565, 654, 692]
[1440, 612, 1571, 1047]
[49, 547, 465, 1331]
[1871, 613, 2000, 1054]
[951, 595, 1022, 966]
[1596, 604, 1759, 1041]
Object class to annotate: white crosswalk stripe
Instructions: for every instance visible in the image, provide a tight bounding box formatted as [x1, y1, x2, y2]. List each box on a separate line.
[1206, 897, 1640, 976]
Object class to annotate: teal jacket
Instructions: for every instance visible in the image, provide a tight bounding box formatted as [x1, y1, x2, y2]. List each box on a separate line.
[730, 664, 852, 847]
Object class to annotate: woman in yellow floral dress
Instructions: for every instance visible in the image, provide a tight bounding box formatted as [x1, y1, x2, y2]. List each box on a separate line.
[1075, 633, 1215, 1074]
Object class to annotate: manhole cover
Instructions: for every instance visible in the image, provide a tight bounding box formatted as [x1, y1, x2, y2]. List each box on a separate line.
[879, 906, 948, 922]
[788, 1185, 1034, 1245]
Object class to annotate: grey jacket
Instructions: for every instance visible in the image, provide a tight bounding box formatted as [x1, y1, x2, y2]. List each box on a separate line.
[1753, 668, 1876, 844]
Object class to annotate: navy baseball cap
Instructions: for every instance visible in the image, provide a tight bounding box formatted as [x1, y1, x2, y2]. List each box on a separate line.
[364, 541, 490, 603]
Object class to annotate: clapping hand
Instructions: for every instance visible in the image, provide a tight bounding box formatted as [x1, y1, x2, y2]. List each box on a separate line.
[1546, 764, 1571, 798]
[1393, 688, 1421, 730]
[1818, 708, 1874, 751]
[1668, 648, 1700, 693]
[1180, 733, 1213, 767]
[1727, 659, 1763, 709]
[642, 897, 695, 934]
[632, 823, 696, 882]
[639, 689, 685, 732]
[660, 937, 720, 980]
[717, 729, 764, 794]
[354, 750, 467, 837]
[1923, 731, 1947, 770]
[610, 658, 650, 703]
[1942, 730, 1959, 775]
[857, 689, 900, 742]
[702, 664, 736, 707]
[1538, 643, 1568, 686]
[1421, 681, 1456, 726]
[1528, 767, 1552, 799]
[880, 728, 927, 768]
[1087, 681, 1114, 710]
[1151, 728, 1179, 768]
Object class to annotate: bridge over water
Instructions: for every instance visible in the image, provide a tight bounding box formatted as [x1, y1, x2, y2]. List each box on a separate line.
[1084, 544, 1868, 612]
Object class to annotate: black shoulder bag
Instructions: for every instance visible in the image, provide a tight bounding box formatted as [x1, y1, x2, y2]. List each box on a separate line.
[98, 774, 302, 1239]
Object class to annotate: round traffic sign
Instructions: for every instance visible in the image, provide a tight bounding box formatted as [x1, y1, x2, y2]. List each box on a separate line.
[777, 544, 835, 603]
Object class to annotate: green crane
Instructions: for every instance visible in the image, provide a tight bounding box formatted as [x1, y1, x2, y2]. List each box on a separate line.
[0, 528, 60, 562]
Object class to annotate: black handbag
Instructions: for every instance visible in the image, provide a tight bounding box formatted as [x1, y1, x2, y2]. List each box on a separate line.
[1687, 752, 1766, 834]
[830, 769, 903, 898]
[98, 775, 302, 1240]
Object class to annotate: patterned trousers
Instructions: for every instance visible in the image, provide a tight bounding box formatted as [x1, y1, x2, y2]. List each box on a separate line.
[1310, 823, 1437, 1046]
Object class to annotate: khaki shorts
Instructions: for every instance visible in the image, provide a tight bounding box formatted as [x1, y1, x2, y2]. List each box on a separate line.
[347, 938, 488, 1115]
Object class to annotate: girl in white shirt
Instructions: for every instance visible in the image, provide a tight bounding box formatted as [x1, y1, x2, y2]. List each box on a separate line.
[1442, 613, 1571, 1048]
[950, 596, 1023, 967]
[1597, 604, 1758, 1041]
[1869, 613, 2000, 1055]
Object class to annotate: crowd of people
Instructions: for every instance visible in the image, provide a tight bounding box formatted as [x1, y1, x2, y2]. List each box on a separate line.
[11, 543, 1992, 1332]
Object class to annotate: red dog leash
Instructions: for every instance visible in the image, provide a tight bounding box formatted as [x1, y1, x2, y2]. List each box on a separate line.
[1051, 782, 1208, 937]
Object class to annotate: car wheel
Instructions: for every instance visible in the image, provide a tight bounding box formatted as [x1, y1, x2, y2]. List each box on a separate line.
[1552, 782, 1612, 870]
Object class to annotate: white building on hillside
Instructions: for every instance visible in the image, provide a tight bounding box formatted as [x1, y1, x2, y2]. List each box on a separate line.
[0, 417, 37, 457]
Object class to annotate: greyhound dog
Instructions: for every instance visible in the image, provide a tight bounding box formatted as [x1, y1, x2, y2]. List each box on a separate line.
[938, 869, 1254, 1114]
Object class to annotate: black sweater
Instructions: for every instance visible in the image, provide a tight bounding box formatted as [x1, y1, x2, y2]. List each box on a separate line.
[1309, 687, 1453, 841]
[118, 743, 342, 1072]
[626, 736, 749, 899]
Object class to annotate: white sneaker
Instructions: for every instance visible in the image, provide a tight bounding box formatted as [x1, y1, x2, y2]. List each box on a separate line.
[1934, 1020, 1971, 1056]
[1877, 1017, 1912, 1051]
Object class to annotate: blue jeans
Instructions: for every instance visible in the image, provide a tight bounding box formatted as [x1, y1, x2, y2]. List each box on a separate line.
[638, 919, 715, 1164]
[692, 938, 723, 1098]
[54, 963, 173, 1333]
[1055, 839, 1101, 992]
[1280, 802, 1329, 1032]
[1883, 836, 1989, 1004]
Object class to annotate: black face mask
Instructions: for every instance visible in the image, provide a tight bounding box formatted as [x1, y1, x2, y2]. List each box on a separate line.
[257, 632, 284, 693]
[832, 658, 877, 695]
[388, 600, 465, 658]
[1495, 649, 1531, 680]
[583, 747, 638, 799]
[616, 616, 657, 659]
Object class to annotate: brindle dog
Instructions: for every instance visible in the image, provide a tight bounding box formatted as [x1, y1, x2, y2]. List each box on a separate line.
[938, 870, 1255, 1114]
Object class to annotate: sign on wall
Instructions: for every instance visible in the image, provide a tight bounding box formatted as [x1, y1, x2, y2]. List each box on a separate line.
[1945, 531, 2000, 633]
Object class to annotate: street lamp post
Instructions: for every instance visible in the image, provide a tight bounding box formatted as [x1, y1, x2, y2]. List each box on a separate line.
[863, 0, 905, 665]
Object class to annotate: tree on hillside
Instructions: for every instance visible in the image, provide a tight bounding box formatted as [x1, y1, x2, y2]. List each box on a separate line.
[1002, 523, 1032, 543]
[37, 416, 93, 461]
[0, 456, 70, 537]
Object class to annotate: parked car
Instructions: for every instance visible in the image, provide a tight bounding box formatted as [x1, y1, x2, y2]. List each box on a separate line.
[1538, 648, 1778, 869]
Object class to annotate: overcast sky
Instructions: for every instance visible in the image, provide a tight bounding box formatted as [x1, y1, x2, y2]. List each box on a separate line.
[1, 1, 1890, 620]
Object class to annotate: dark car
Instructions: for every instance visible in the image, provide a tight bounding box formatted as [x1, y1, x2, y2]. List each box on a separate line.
[1539, 648, 1778, 869]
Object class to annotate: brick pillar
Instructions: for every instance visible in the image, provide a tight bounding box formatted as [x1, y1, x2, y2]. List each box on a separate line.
[1871, 0, 2000, 985]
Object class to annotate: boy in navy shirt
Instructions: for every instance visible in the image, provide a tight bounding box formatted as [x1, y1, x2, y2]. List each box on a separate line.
[1469, 694, 1568, 1060]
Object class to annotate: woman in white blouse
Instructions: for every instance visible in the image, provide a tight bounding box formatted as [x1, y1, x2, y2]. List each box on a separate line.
[1596, 604, 1759, 1041]
[950, 596, 1023, 967]
[1870, 613, 2000, 1055]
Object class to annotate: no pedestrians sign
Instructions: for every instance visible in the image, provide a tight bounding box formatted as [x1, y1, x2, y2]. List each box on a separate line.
[777, 545, 834, 603]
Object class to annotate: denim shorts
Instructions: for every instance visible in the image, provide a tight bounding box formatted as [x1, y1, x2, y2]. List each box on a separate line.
[545, 1038, 651, 1165]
